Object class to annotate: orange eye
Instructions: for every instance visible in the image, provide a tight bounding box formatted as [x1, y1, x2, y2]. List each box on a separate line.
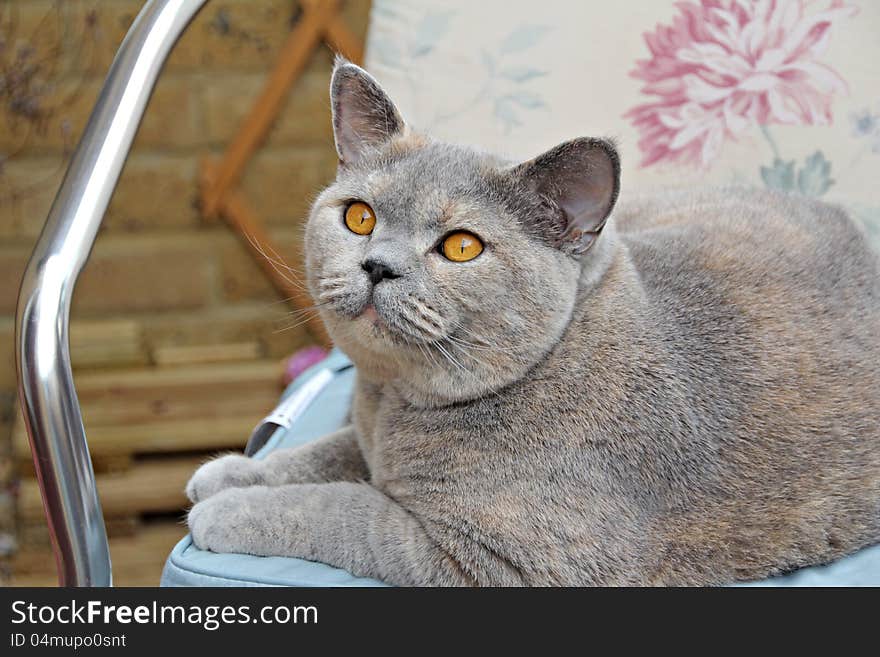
[441, 231, 483, 262]
[344, 201, 376, 235]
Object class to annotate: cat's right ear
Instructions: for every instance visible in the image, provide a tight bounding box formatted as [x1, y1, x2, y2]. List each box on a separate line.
[330, 57, 405, 167]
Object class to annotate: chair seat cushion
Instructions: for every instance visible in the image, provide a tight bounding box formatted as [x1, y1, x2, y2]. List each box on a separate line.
[162, 349, 880, 587]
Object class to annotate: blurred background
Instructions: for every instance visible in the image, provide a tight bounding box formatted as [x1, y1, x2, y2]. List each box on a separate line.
[1, 0, 370, 585]
[1, 0, 878, 586]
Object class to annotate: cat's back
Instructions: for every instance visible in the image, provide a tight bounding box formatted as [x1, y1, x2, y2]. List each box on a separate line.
[596, 187, 880, 580]
[613, 187, 880, 326]
[610, 187, 880, 401]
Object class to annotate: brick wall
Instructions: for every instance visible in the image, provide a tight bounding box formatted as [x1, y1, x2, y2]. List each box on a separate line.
[0, 0, 371, 575]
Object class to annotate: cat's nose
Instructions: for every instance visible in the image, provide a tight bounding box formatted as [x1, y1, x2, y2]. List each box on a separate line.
[361, 258, 401, 285]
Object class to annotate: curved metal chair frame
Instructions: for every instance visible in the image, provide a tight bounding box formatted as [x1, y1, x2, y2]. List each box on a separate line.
[16, 0, 209, 587]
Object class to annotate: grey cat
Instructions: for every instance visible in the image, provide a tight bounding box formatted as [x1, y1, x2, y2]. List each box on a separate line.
[186, 59, 880, 585]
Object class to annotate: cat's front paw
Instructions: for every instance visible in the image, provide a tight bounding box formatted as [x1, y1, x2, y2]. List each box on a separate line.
[185, 454, 261, 504]
[188, 486, 289, 556]
[188, 488, 253, 554]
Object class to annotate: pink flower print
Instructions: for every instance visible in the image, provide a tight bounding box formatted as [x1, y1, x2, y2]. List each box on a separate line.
[625, 1, 857, 169]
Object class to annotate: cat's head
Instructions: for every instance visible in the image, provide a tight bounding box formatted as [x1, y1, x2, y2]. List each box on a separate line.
[305, 59, 620, 405]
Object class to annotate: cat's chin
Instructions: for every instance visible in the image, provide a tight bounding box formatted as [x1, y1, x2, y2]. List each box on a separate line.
[355, 307, 413, 347]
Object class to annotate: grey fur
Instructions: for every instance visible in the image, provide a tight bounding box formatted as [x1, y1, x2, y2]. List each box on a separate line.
[187, 60, 880, 586]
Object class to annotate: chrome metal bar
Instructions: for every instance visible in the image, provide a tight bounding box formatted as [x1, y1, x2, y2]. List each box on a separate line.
[15, 0, 208, 587]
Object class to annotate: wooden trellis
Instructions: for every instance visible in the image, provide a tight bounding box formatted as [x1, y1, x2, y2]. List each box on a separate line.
[199, 0, 367, 348]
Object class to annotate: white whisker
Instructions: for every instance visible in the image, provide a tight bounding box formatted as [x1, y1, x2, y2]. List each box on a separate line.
[244, 232, 308, 292]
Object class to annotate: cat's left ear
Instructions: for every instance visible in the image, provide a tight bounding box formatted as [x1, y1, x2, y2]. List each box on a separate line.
[512, 138, 620, 255]
[330, 57, 405, 166]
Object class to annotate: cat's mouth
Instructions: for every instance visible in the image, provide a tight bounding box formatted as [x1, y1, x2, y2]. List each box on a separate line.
[359, 304, 381, 325]
[351, 294, 449, 349]
[355, 303, 399, 339]
[355, 299, 424, 346]
[325, 291, 413, 347]
[317, 274, 452, 347]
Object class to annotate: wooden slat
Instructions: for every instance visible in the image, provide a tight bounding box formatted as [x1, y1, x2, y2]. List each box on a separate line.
[70, 319, 141, 346]
[79, 394, 269, 428]
[19, 455, 204, 522]
[73, 359, 281, 400]
[71, 341, 148, 369]
[69, 319, 147, 368]
[15, 415, 256, 464]
[12, 359, 280, 468]
[152, 341, 262, 367]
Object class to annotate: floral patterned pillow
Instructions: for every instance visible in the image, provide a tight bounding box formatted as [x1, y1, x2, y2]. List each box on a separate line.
[366, 0, 880, 249]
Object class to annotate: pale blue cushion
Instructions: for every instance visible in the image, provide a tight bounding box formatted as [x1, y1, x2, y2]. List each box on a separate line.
[162, 348, 880, 587]
[737, 546, 880, 587]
